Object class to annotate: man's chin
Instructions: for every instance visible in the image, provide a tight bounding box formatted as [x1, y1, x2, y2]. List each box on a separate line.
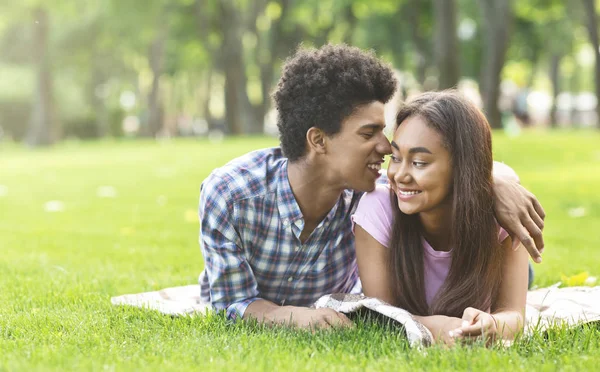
[355, 181, 377, 193]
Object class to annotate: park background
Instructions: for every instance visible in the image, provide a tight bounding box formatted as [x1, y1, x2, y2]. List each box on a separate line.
[1, 0, 600, 370]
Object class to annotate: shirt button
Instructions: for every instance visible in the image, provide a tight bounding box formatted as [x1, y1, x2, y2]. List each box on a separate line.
[288, 277, 293, 282]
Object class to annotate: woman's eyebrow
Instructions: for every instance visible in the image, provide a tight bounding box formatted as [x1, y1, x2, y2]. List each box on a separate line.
[390, 141, 432, 154]
[409, 147, 432, 154]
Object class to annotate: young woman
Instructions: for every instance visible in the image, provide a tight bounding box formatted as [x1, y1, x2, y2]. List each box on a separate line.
[353, 91, 529, 345]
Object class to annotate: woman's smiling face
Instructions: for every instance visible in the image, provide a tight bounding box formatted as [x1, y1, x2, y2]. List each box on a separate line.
[387, 115, 453, 215]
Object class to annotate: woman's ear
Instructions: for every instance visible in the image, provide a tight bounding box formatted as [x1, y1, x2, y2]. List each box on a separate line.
[306, 127, 327, 155]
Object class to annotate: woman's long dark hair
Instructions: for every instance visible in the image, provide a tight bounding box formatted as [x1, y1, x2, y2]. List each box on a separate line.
[389, 90, 503, 318]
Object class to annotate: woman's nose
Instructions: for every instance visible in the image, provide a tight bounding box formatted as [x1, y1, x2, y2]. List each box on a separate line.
[394, 164, 412, 184]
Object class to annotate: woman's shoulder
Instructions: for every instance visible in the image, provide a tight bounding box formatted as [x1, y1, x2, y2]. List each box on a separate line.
[360, 184, 392, 203]
[352, 184, 395, 248]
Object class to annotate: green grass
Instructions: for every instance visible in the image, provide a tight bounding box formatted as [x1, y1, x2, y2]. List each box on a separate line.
[1, 130, 599, 371]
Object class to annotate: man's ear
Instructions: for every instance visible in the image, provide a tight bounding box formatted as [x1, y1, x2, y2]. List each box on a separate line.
[306, 127, 327, 155]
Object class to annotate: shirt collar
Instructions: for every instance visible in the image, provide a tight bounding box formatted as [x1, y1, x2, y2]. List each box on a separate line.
[276, 160, 342, 228]
[276, 160, 303, 225]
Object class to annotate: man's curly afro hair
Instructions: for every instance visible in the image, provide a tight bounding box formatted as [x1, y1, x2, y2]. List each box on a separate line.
[273, 44, 397, 162]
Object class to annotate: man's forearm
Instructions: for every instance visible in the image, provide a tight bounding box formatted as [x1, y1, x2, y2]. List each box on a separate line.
[243, 299, 353, 329]
[243, 299, 298, 324]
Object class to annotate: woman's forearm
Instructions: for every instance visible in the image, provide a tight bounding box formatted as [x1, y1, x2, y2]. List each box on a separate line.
[414, 315, 462, 340]
[491, 310, 525, 340]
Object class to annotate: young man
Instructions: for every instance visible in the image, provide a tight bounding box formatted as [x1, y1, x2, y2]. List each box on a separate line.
[198, 44, 545, 329]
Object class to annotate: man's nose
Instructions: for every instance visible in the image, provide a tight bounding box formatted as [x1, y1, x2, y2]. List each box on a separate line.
[377, 135, 392, 155]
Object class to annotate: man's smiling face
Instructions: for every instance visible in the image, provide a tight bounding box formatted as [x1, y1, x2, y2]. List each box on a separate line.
[323, 101, 392, 192]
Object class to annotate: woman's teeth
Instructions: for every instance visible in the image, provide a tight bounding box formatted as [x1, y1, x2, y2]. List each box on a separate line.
[398, 190, 421, 195]
[367, 164, 381, 171]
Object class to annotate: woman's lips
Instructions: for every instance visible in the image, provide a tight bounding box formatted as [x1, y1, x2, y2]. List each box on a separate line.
[396, 189, 422, 201]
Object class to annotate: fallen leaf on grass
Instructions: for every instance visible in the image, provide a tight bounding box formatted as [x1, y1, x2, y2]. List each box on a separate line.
[120, 227, 135, 236]
[561, 272, 591, 287]
[185, 209, 198, 223]
[44, 200, 65, 212]
[156, 195, 168, 206]
[97, 186, 117, 198]
[567, 207, 586, 218]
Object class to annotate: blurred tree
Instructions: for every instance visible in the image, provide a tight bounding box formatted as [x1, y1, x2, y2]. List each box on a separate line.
[217, 0, 254, 135]
[26, 6, 57, 146]
[511, 0, 575, 127]
[405, 0, 433, 87]
[479, 0, 514, 129]
[581, 0, 600, 128]
[2, 0, 599, 142]
[433, 0, 460, 89]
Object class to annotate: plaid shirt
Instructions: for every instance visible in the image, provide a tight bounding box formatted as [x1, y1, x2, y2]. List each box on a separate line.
[199, 147, 371, 320]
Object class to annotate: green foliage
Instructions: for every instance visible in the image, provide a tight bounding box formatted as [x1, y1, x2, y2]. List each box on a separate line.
[0, 0, 598, 138]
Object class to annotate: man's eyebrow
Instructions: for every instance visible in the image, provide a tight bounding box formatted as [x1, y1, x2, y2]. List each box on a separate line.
[390, 141, 432, 154]
[359, 123, 385, 131]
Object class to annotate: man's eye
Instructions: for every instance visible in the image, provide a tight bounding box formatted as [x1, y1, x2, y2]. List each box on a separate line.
[361, 133, 374, 139]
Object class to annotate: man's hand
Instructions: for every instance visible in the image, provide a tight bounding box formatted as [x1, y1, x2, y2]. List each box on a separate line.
[493, 177, 545, 263]
[245, 300, 354, 330]
[270, 306, 354, 330]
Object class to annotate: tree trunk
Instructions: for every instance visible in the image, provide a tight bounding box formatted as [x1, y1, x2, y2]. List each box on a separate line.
[219, 0, 254, 134]
[433, 0, 460, 89]
[145, 26, 167, 137]
[26, 7, 56, 147]
[582, 0, 600, 128]
[405, 0, 429, 87]
[252, 0, 294, 133]
[89, 45, 109, 137]
[342, 3, 358, 44]
[479, 0, 513, 129]
[526, 46, 540, 89]
[549, 53, 562, 128]
[201, 68, 217, 130]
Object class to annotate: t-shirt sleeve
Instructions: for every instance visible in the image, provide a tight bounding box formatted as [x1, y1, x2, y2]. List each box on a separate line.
[498, 226, 509, 243]
[351, 185, 395, 248]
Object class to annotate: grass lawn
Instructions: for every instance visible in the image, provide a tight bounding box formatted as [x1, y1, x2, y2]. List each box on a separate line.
[1, 130, 599, 371]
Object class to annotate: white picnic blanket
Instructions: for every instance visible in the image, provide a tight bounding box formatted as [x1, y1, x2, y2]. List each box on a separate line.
[111, 285, 600, 347]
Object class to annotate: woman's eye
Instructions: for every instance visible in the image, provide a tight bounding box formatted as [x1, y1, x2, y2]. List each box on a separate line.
[390, 155, 401, 163]
[413, 161, 427, 168]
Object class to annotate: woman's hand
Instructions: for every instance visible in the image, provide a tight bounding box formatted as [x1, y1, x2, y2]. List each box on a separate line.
[450, 307, 498, 342]
[415, 315, 465, 346]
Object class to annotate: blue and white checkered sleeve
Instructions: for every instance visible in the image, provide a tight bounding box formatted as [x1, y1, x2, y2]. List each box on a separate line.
[199, 176, 262, 320]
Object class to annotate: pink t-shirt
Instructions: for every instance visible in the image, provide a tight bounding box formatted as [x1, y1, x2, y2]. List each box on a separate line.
[352, 184, 508, 306]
